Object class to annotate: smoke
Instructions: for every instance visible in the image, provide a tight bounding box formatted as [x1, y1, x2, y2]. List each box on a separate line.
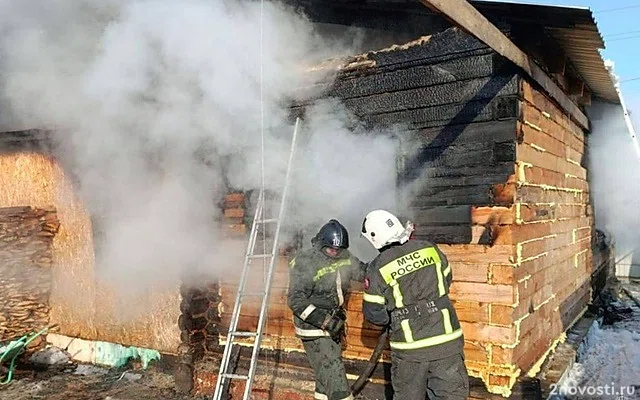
[289, 98, 400, 261]
[586, 98, 640, 260]
[629, 97, 640, 131]
[0, 0, 400, 296]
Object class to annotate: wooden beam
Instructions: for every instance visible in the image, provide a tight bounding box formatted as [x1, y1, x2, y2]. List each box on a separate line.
[579, 87, 592, 106]
[417, 0, 589, 131]
[548, 56, 567, 76]
[568, 78, 585, 97]
[511, 25, 567, 76]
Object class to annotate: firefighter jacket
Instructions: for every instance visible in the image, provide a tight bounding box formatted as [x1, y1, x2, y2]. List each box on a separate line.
[362, 239, 464, 360]
[287, 246, 366, 339]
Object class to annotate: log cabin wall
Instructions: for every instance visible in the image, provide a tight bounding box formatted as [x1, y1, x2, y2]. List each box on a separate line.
[210, 25, 603, 398]
[0, 206, 59, 347]
[211, 27, 524, 396]
[179, 192, 247, 362]
[328, 26, 522, 394]
[175, 280, 221, 393]
[180, 192, 246, 394]
[312, 27, 524, 394]
[501, 79, 594, 387]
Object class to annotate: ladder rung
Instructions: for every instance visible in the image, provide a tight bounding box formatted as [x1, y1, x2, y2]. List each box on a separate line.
[230, 331, 257, 337]
[214, 120, 300, 399]
[222, 373, 248, 380]
[248, 254, 273, 259]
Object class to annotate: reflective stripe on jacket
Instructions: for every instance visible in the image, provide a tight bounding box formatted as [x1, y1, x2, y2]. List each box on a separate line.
[362, 240, 463, 359]
[287, 246, 366, 338]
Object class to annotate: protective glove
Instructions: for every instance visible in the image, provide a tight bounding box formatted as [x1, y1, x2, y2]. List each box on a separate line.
[335, 307, 346, 321]
[321, 308, 346, 339]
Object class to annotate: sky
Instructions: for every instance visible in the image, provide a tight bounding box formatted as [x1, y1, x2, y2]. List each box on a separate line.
[485, 0, 640, 126]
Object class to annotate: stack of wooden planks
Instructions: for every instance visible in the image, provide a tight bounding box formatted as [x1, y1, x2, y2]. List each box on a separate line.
[0, 206, 59, 347]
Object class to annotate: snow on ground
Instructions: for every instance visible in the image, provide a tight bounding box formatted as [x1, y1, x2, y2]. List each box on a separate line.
[557, 281, 640, 399]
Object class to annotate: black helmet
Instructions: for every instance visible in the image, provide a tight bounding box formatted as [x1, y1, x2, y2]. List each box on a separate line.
[312, 219, 349, 250]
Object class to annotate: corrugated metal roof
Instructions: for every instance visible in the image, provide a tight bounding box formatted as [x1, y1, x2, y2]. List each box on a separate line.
[546, 26, 618, 102]
[471, 0, 619, 103]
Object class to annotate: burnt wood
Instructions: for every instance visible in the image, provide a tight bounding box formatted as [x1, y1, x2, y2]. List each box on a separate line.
[180, 297, 210, 316]
[339, 75, 518, 116]
[410, 119, 516, 147]
[364, 28, 490, 68]
[411, 205, 472, 225]
[414, 162, 515, 179]
[205, 322, 218, 336]
[409, 187, 494, 207]
[322, 52, 510, 99]
[417, 0, 588, 129]
[361, 95, 519, 129]
[0, 129, 52, 154]
[400, 140, 516, 177]
[413, 225, 479, 244]
[415, 174, 514, 188]
[178, 315, 207, 332]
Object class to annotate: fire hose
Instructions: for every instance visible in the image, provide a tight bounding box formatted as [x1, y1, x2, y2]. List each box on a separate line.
[350, 327, 389, 396]
[1, 324, 58, 385]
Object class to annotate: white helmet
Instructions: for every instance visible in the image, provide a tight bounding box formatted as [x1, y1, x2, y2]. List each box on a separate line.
[361, 210, 414, 250]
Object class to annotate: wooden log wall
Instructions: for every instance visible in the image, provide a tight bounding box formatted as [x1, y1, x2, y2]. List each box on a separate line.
[175, 192, 249, 393]
[211, 28, 521, 397]
[0, 206, 59, 347]
[309, 26, 522, 392]
[212, 222, 521, 395]
[296, 27, 520, 245]
[497, 80, 593, 389]
[220, 192, 248, 237]
[211, 27, 598, 398]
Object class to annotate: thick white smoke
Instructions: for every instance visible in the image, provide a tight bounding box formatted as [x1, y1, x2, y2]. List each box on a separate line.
[0, 0, 400, 293]
[586, 63, 640, 277]
[289, 98, 400, 261]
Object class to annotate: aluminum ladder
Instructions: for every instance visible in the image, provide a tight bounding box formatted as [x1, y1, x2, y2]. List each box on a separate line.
[212, 117, 300, 400]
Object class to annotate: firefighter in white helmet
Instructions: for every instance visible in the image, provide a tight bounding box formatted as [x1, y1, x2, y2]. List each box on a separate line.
[360, 210, 469, 400]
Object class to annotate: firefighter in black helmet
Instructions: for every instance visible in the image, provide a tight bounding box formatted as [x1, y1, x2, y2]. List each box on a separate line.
[287, 219, 366, 400]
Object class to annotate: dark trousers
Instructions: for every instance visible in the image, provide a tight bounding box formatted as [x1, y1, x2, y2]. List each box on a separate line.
[302, 337, 353, 400]
[391, 352, 469, 400]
